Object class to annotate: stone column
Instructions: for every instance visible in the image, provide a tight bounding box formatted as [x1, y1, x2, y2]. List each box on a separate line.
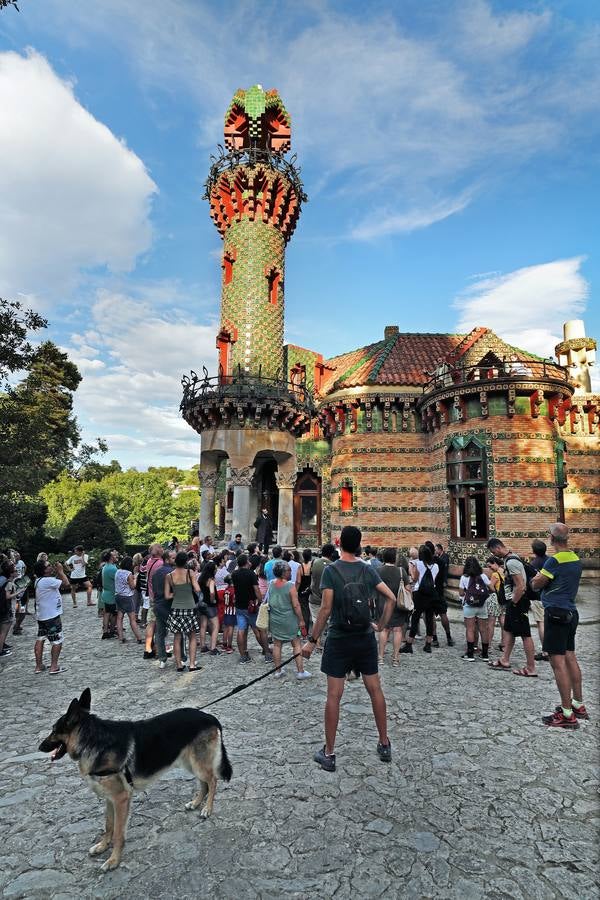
[198, 470, 219, 538]
[230, 466, 255, 543]
[276, 469, 297, 548]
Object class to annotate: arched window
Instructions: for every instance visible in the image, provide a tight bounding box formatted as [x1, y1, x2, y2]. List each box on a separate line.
[446, 437, 488, 540]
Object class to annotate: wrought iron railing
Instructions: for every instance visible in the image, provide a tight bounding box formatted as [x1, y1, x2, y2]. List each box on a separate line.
[422, 358, 570, 394]
[180, 365, 316, 416]
[203, 145, 308, 204]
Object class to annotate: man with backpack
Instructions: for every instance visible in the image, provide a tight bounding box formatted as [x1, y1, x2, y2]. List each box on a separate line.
[486, 538, 537, 677]
[302, 525, 396, 772]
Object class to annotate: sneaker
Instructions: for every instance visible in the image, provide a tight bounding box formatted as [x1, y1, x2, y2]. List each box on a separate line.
[399, 643, 413, 654]
[534, 652, 550, 662]
[542, 710, 579, 729]
[158, 661, 166, 669]
[200, 646, 210, 653]
[3, 643, 12, 650]
[263, 652, 273, 663]
[143, 651, 155, 660]
[0, 647, 13, 657]
[273, 669, 286, 679]
[554, 704, 590, 721]
[423, 643, 432, 654]
[296, 670, 313, 680]
[461, 653, 475, 661]
[223, 645, 233, 654]
[209, 648, 220, 656]
[432, 637, 440, 648]
[239, 653, 252, 664]
[314, 746, 336, 772]
[447, 637, 455, 647]
[377, 740, 392, 762]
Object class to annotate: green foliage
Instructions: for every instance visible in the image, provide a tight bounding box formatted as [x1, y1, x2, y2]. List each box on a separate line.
[0, 298, 47, 387]
[61, 499, 123, 553]
[0, 341, 83, 546]
[41, 468, 200, 547]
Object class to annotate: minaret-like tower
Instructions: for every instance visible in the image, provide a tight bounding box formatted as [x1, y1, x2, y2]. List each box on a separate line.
[181, 86, 312, 545]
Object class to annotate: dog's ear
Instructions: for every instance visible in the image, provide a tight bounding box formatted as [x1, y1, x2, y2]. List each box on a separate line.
[65, 698, 81, 725]
[79, 688, 91, 711]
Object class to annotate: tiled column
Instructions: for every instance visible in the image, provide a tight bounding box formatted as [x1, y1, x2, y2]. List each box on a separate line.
[276, 469, 297, 547]
[198, 469, 219, 538]
[230, 466, 255, 543]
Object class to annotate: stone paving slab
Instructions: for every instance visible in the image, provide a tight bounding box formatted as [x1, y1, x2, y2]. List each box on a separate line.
[0, 598, 598, 899]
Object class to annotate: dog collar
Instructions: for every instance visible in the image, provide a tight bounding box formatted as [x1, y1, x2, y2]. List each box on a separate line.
[89, 765, 134, 787]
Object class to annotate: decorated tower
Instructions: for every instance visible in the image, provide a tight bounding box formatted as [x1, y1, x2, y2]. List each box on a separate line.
[181, 86, 312, 545]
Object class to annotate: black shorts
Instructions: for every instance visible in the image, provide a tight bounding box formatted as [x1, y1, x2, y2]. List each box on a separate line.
[504, 602, 531, 638]
[433, 595, 448, 615]
[543, 608, 578, 656]
[103, 603, 117, 614]
[321, 631, 378, 679]
[69, 577, 90, 586]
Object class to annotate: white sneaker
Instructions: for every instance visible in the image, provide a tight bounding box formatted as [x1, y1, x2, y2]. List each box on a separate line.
[159, 661, 166, 669]
[273, 669, 285, 679]
[296, 671, 313, 680]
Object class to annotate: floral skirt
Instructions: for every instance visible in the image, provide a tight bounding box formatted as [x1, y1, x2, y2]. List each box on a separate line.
[166, 608, 200, 635]
[486, 592, 501, 618]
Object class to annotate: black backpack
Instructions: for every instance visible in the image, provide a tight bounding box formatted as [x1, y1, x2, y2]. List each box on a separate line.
[417, 565, 438, 607]
[329, 562, 373, 632]
[504, 554, 538, 608]
[463, 575, 490, 608]
[496, 575, 507, 607]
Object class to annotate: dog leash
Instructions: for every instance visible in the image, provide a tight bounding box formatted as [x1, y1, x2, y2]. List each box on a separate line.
[198, 652, 302, 711]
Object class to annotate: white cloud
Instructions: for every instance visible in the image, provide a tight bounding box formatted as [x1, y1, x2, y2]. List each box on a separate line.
[350, 193, 471, 241]
[0, 50, 157, 297]
[62, 287, 218, 468]
[454, 257, 589, 357]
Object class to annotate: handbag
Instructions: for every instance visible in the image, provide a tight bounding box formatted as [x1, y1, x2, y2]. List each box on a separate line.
[256, 600, 269, 630]
[396, 580, 413, 611]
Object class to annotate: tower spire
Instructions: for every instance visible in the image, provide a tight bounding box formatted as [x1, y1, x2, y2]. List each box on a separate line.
[181, 86, 311, 546]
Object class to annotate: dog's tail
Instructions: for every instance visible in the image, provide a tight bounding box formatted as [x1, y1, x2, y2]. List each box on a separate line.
[219, 733, 233, 783]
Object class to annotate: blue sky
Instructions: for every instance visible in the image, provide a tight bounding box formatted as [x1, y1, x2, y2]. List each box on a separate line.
[0, 0, 598, 468]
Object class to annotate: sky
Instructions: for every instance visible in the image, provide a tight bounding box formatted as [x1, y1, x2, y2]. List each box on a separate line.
[0, 0, 598, 469]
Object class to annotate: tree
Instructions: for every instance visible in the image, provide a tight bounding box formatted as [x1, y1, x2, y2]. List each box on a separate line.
[61, 499, 123, 552]
[0, 1, 19, 12]
[0, 298, 47, 388]
[0, 342, 82, 546]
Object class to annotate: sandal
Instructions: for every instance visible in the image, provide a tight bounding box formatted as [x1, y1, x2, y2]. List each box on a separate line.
[176, 666, 186, 673]
[48, 667, 66, 675]
[187, 666, 202, 673]
[512, 667, 538, 677]
[488, 660, 511, 670]
[34, 666, 47, 674]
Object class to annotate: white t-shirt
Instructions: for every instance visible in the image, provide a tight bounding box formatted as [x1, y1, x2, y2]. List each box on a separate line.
[413, 560, 439, 591]
[35, 577, 63, 621]
[66, 553, 88, 579]
[287, 559, 301, 585]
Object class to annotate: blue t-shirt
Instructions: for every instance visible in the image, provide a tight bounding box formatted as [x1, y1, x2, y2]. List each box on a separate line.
[540, 551, 582, 611]
[264, 558, 278, 582]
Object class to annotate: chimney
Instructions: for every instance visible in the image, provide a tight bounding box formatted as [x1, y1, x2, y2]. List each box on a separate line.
[384, 325, 399, 341]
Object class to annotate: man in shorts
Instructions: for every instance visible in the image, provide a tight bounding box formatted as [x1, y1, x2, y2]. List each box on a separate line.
[302, 525, 396, 772]
[33, 559, 69, 674]
[308, 543, 336, 649]
[65, 545, 93, 608]
[231, 553, 271, 663]
[486, 538, 537, 677]
[532, 523, 588, 729]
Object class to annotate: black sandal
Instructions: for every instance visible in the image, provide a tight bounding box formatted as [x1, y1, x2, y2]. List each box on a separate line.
[187, 666, 202, 673]
[176, 666, 186, 673]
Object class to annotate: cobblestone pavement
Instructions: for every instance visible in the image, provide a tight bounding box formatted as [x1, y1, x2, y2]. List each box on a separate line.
[1, 599, 598, 900]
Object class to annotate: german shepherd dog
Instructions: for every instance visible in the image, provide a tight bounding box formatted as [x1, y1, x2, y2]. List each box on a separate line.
[39, 689, 232, 871]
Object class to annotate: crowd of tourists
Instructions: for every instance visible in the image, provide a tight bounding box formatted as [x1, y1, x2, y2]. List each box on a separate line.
[0, 519, 588, 756]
